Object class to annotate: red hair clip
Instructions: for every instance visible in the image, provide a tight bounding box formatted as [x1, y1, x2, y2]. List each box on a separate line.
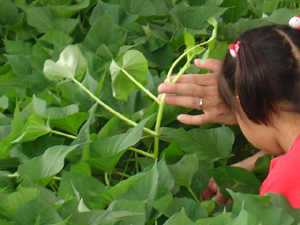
[229, 41, 241, 58]
[289, 15, 300, 30]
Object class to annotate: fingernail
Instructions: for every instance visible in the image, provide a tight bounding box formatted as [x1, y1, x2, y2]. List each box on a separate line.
[158, 84, 169, 93]
[177, 115, 185, 123]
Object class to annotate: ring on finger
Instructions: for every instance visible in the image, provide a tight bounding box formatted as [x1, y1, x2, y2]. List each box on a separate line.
[198, 98, 203, 110]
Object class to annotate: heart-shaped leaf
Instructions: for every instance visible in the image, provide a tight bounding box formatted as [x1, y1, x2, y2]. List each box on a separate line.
[110, 50, 148, 99]
[43, 45, 88, 81]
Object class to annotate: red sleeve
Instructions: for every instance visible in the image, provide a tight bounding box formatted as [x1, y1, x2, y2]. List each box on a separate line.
[260, 135, 300, 208]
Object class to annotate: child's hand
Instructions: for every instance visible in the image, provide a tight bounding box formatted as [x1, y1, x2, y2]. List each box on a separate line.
[201, 177, 233, 204]
[157, 59, 237, 126]
[201, 151, 268, 204]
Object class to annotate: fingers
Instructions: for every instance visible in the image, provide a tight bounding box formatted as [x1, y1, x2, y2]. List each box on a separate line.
[158, 82, 207, 97]
[201, 177, 233, 205]
[167, 73, 218, 86]
[177, 114, 213, 126]
[194, 58, 222, 73]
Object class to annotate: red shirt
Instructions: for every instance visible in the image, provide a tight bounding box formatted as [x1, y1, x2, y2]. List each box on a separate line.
[260, 134, 300, 208]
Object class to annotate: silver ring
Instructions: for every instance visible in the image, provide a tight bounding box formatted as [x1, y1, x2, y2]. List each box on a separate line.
[198, 98, 203, 110]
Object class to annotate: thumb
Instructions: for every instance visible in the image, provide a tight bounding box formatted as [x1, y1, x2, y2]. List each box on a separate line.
[207, 178, 219, 193]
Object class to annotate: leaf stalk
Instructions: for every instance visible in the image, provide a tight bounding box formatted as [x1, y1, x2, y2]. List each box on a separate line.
[120, 68, 159, 104]
[128, 147, 155, 159]
[71, 77, 158, 136]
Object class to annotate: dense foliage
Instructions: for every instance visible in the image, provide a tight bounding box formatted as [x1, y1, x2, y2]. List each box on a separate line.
[0, 0, 300, 224]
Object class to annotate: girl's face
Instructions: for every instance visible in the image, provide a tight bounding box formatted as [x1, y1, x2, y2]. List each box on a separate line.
[236, 110, 285, 156]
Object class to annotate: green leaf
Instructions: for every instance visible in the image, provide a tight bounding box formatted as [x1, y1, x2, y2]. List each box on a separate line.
[164, 208, 195, 225]
[73, 71, 100, 110]
[40, 28, 74, 46]
[0, 95, 9, 110]
[99, 173, 144, 204]
[172, 6, 227, 29]
[261, 0, 279, 14]
[160, 126, 234, 163]
[4, 40, 32, 55]
[231, 208, 260, 225]
[164, 198, 207, 222]
[90, 1, 120, 25]
[160, 141, 185, 164]
[110, 50, 148, 99]
[209, 167, 261, 199]
[195, 209, 232, 225]
[0, 186, 38, 218]
[220, 0, 248, 22]
[106, 200, 146, 224]
[57, 172, 106, 208]
[97, 116, 129, 139]
[47, 0, 90, 17]
[0, 103, 24, 159]
[267, 8, 298, 24]
[0, 0, 21, 27]
[11, 114, 51, 143]
[43, 45, 88, 81]
[118, 163, 173, 220]
[25, 7, 53, 33]
[168, 154, 198, 188]
[83, 14, 126, 54]
[266, 193, 300, 222]
[11, 196, 63, 225]
[228, 190, 294, 225]
[120, 0, 156, 17]
[18, 145, 79, 185]
[89, 117, 149, 173]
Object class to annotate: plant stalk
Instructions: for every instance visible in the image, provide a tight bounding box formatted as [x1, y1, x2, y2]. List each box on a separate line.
[104, 173, 110, 186]
[113, 171, 130, 178]
[153, 55, 195, 159]
[120, 68, 160, 104]
[128, 147, 155, 159]
[187, 186, 200, 203]
[50, 130, 77, 140]
[71, 77, 158, 136]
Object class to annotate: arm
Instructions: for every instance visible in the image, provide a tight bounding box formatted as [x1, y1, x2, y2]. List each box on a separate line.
[158, 59, 237, 125]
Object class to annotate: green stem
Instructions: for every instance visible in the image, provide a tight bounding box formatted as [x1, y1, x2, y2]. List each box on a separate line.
[71, 78, 158, 137]
[49, 181, 58, 193]
[187, 186, 200, 203]
[153, 56, 195, 159]
[153, 93, 166, 159]
[7, 174, 19, 178]
[121, 151, 134, 181]
[104, 173, 110, 186]
[135, 152, 139, 174]
[113, 171, 130, 178]
[171, 56, 195, 84]
[120, 68, 159, 104]
[128, 147, 155, 159]
[50, 130, 77, 140]
[53, 176, 62, 181]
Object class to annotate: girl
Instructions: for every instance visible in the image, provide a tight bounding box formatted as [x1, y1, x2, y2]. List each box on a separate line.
[158, 16, 300, 208]
[218, 17, 300, 208]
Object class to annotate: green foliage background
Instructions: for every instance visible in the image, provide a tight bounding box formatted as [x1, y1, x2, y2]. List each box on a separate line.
[0, 0, 300, 224]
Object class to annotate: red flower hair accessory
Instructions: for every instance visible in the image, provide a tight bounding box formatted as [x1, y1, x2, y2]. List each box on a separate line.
[289, 15, 300, 30]
[228, 41, 241, 58]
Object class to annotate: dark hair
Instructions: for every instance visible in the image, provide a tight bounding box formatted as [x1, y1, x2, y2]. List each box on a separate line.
[219, 25, 300, 125]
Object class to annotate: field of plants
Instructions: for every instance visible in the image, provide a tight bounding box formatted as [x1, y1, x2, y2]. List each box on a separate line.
[1, 0, 300, 224]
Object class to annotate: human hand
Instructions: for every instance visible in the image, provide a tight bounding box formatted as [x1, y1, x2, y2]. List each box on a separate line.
[201, 177, 233, 204]
[201, 151, 267, 204]
[157, 58, 237, 125]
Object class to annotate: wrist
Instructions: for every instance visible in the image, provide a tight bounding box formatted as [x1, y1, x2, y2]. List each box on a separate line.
[231, 150, 267, 172]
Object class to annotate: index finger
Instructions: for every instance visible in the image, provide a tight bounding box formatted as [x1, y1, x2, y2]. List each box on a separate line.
[170, 73, 218, 86]
[194, 58, 222, 72]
